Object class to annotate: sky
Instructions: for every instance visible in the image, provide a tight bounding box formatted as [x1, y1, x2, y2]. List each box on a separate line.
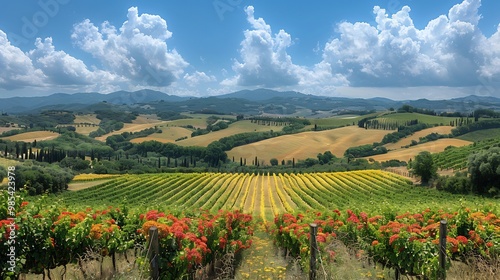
[0, 0, 500, 100]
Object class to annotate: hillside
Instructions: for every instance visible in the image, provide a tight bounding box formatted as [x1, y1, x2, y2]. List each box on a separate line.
[367, 139, 472, 162]
[227, 126, 390, 164]
[384, 126, 454, 150]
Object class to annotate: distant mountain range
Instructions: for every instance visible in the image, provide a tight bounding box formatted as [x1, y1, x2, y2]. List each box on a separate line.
[1, 89, 499, 114]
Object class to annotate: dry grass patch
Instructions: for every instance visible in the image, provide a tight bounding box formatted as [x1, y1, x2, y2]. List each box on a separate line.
[3, 131, 59, 142]
[74, 114, 100, 125]
[0, 157, 19, 168]
[177, 120, 283, 147]
[385, 126, 454, 150]
[95, 122, 167, 141]
[227, 126, 390, 163]
[130, 126, 192, 144]
[368, 139, 472, 162]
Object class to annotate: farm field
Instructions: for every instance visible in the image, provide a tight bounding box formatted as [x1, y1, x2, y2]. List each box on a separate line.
[366, 138, 472, 162]
[376, 113, 459, 125]
[457, 128, 500, 142]
[433, 137, 500, 170]
[227, 126, 390, 163]
[73, 114, 101, 125]
[384, 126, 454, 150]
[1, 131, 59, 142]
[307, 114, 373, 128]
[130, 126, 192, 144]
[176, 120, 283, 147]
[95, 120, 167, 141]
[0, 127, 17, 134]
[53, 170, 497, 224]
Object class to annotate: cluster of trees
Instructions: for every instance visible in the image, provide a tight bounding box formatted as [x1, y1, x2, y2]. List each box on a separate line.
[451, 119, 500, 137]
[106, 127, 161, 150]
[250, 116, 311, 126]
[413, 147, 500, 196]
[397, 105, 436, 116]
[381, 123, 430, 144]
[89, 110, 137, 138]
[15, 163, 74, 195]
[156, 111, 189, 121]
[344, 144, 388, 158]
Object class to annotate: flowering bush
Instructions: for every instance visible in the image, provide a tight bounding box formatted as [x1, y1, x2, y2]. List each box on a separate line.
[270, 207, 500, 279]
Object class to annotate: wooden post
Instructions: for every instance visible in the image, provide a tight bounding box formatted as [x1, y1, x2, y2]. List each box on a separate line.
[439, 220, 447, 280]
[309, 223, 318, 280]
[148, 226, 160, 280]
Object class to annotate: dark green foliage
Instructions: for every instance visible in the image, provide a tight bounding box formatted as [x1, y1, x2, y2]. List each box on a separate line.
[397, 105, 436, 116]
[0, 166, 6, 182]
[58, 157, 91, 172]
[451, 119, 500, 137]
[95, 110, 136, 123]
[344, 144, 387, 158]
[156, 111, 189, 120]
[433, 172, 471, 194]
[381, 123, 430, 144]
[410, 151, 437, 184]
[317, 151, 335, 164]
[16, 163, 74, 195]
[270, 158, 279, 166]
[468, 147, 500, 196]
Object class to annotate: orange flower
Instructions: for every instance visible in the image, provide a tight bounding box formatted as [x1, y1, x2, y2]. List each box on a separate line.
[372, 240, 379, 246]
[389, 234, 399, 245]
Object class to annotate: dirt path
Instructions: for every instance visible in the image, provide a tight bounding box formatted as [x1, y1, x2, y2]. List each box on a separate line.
[235, 228, 304, 279]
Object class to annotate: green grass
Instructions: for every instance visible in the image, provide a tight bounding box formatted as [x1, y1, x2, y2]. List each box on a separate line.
[377, 113, 459, 126]
[309, 113, 378, 128]
[457, 128, 500, 142]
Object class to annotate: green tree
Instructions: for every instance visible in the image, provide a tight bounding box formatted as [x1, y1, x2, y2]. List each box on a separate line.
[410, 151, 437, 184]
[270, 158, 279, 166]
[468, 147, 500, 196]
[0, 165, 6, 182]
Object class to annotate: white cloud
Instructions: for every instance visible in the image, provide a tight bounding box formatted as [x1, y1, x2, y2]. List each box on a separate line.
[183, 71, 216, 86]
[71, 7, 188, 87]
[223, 6, 304, 88]
[320, 0, 499, 88]
[0, 30, 45, 90]
[28, 37, 112, 86]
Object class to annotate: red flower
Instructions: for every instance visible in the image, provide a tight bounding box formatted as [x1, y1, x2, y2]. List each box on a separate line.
[20, 201, 29, 207]
[456, 235, 468, 245]
[389, 234, 399, 245]
[372, 240, 379, 246]
[486, 242, 493, 248]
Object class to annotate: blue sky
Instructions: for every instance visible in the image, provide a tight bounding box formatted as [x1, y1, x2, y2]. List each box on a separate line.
[0, 0, 499, 100]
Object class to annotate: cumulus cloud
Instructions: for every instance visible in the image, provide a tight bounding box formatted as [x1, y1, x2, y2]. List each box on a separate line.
[183, 71, 216, 86]
[28, 37, 116, 86]
[223, 6, 304, 88]
[0, 30, 45, 90]
[321, 0, 498, 88]
[71, 7, 188, 87]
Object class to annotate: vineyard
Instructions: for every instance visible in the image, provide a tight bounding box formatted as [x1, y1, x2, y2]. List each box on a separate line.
[54, 170, 495, 223]
[433, 137, 500, 170]
[2, 170, 500, 279]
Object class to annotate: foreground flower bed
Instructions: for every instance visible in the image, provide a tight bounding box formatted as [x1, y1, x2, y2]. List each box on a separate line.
[270, 207, 500, 279]
[0, 194, 254, 279]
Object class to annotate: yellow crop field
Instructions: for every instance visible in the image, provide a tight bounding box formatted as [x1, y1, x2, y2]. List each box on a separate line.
[367, 138, 472, 162]
[227, 126, 390, 163]
[384, 126, 455, 150]
[2, 131, 59, 142]
[177, 120, 283, 147]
